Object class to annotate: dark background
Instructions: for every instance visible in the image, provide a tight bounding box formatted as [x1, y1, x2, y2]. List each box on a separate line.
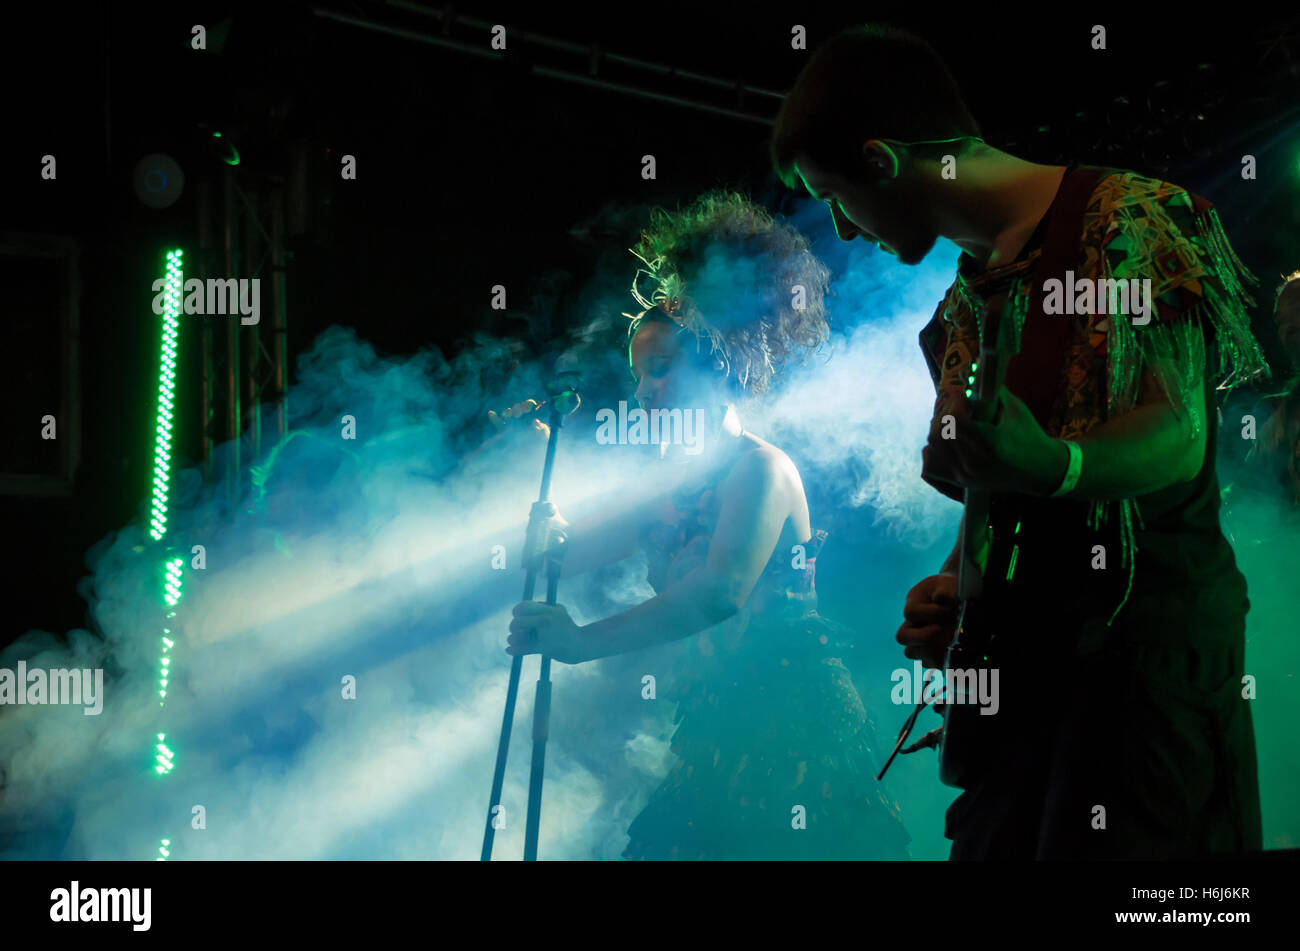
[2, 2, 1299, 646]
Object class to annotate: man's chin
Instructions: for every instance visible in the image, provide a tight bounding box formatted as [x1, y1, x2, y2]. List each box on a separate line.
[894, 239, 935, 266]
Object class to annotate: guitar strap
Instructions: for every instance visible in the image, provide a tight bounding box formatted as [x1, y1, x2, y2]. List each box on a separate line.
[1002, 164, 1118, 428]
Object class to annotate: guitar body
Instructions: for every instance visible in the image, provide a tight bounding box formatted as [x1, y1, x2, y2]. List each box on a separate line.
[937, 605, 988, 789]
[937, 500, 1017, 788]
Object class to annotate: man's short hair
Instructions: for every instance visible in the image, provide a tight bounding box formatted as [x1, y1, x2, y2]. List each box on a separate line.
[771, 24, 981, 189]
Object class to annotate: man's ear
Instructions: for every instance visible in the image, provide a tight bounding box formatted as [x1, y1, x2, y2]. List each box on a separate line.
[860, 140, 899, 178]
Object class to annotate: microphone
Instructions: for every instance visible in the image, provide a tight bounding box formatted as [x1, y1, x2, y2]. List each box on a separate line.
[524, 375, 582, 416]
[546, 371, 582, 416]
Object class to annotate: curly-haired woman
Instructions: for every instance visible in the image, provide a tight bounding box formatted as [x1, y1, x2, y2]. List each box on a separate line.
[502, 191, 911, 860]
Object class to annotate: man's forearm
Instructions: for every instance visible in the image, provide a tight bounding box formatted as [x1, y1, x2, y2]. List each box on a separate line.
[581, 568, 735, 661]
[939, 401, 1194, 573]
[1062, 401, 1202, 501]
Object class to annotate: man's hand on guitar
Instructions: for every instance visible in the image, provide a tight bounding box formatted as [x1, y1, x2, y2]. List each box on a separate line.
[922, 384, 1067, 496]
[896, 573, 960, 670]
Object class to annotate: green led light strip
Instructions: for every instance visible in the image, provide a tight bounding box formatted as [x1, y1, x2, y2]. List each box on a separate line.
[150, 249, 182, 541]
[150, 250, 184, 861]
[160, 558, 181, 704]
[155, 732, 175, 775]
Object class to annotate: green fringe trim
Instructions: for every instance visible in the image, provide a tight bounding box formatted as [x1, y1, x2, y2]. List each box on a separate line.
[1095, 203, 1272, 627]
[1005, 277, 1030, 355]
[945, 269, 1031, 362]
[946, 271, 984, 335]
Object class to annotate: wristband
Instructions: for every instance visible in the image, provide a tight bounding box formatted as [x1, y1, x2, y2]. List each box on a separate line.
[1050, 439, 1082, 497]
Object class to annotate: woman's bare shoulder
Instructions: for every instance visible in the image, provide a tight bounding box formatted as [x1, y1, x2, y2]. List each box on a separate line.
[722, 436, 803, 497]
[739, 433, 800, 476]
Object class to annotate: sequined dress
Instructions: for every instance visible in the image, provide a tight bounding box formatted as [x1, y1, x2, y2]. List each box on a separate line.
[621, 461, 912, 860]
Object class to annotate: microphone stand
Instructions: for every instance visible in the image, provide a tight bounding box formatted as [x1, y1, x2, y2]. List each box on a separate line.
[481, 379, 579, 861]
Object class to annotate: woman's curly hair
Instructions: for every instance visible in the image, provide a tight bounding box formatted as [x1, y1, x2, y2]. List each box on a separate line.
[625, 190, 830, 397]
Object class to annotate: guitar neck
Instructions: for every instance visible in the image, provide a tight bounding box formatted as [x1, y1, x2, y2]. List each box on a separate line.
[956, 330, 1008, 603]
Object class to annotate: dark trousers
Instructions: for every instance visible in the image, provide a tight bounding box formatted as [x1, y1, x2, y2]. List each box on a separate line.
[944, 640, 1263, 860]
